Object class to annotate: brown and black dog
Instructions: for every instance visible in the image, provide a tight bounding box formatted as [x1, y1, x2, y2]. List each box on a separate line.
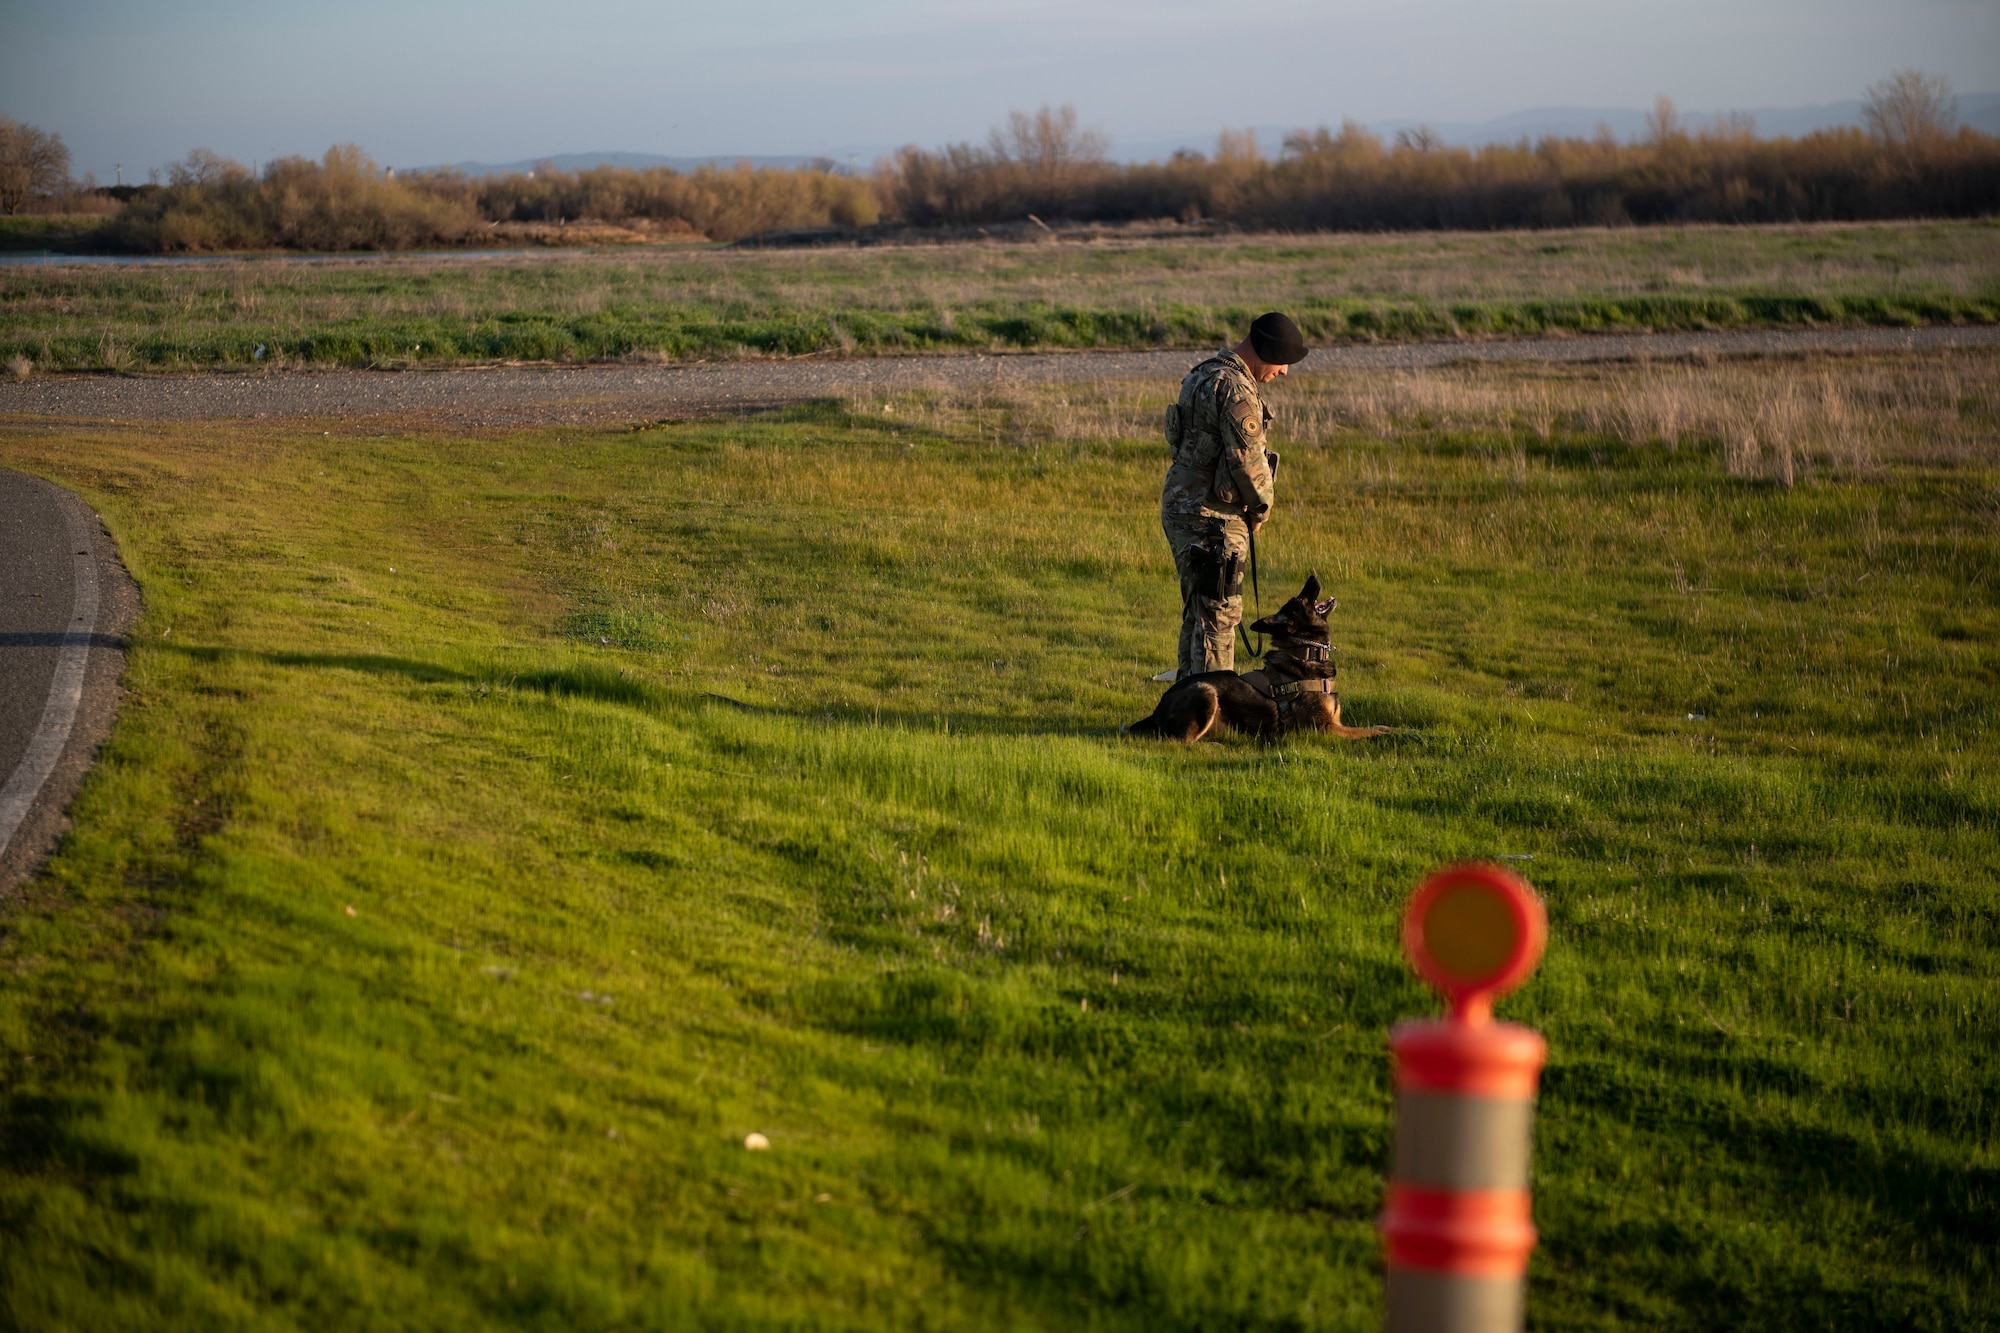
[1127, 574, 1391, 742]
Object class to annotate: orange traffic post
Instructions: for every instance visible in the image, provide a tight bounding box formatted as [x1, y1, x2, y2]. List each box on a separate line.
[1380, 863, 1548, 1333]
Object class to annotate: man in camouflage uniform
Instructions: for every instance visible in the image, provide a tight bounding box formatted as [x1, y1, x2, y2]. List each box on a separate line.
[1160, 311, 1310, 678]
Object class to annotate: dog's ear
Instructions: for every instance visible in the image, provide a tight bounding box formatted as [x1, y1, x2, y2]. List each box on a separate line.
[1315, 597, 1337, 615]
[1298, 573, 1322, 604]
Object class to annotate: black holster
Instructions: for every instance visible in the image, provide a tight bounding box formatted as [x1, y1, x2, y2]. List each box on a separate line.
[1187, 542, 1245, 601]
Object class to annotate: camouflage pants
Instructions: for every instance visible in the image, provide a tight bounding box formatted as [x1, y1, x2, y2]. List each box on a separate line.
[1162, 510, 1249, 678]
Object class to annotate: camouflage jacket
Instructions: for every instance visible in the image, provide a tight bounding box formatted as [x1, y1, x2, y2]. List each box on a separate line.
[1160, 349, 1277, 523]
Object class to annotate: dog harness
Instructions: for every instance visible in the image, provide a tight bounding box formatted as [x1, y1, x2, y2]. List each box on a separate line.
[1244, 639, 1338, 719]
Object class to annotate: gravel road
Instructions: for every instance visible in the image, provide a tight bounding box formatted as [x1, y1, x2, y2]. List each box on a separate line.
[3, 325, 1994, 428]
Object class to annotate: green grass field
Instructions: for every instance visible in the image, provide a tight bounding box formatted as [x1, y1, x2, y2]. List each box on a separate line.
[1, 351, 1996, 1329]
[4, 220, 1998, 372]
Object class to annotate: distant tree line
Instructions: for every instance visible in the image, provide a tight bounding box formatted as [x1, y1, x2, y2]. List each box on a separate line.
[94, 146, 478, 250]
[427, 160, 879, 235]
[3, 70, 1993, 251]
[70, 149, 879, 250]
[0, 129, 880, 248]
[882, 78, 1998, 230]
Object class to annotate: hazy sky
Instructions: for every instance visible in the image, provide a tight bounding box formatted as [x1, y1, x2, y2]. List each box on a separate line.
[5, 0, 1997, 179]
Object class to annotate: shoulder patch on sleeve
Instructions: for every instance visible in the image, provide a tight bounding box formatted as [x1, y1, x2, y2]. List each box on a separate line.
[1227, 394, 1265, 437]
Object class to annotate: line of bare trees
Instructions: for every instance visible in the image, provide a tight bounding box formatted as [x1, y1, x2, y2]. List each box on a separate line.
[82, 151, 883, 250]
[433, 161, 878, 234]
[881, 75, 1997, 230]
[5, 69, 1993, 249]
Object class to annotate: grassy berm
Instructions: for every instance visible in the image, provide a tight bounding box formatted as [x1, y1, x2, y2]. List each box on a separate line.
[1, 352, 1995, 1330]
[4, 219, 1998, 372]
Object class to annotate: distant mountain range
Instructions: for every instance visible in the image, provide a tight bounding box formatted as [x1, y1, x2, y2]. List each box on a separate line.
[416, 151, 834, 176]
[1377, 93, 2000, 146]
[413, 94, 2000, 176]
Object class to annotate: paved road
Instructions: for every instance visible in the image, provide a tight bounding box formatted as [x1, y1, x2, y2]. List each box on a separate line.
[0, 469, 140, 894]
[3, 324, 1993, 428]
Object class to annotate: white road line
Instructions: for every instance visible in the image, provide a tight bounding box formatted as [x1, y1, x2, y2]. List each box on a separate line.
[0, 502, 100, 856]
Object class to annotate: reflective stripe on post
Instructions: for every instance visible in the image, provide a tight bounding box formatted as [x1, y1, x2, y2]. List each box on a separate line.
[1381, 864, 1548, 1333]
[1383, 1017, 1546, 1331]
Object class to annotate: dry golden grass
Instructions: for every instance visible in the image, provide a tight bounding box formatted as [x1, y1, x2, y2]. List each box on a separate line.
[857, 349, 2000, 491]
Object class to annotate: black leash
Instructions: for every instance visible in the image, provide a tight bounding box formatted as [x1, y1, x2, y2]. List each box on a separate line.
[1236, 522, 1265, 662]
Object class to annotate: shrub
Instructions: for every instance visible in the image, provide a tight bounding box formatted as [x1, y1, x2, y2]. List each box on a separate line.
[106, 146, 480, 252]
[428, 160, 879, 239]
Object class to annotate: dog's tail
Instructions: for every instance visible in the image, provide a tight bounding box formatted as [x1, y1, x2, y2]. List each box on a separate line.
[1124, 713, 1165, 737]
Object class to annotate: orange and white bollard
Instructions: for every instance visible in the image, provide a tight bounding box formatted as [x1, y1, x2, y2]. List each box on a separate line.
[1380, 863, 1548, 1333]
